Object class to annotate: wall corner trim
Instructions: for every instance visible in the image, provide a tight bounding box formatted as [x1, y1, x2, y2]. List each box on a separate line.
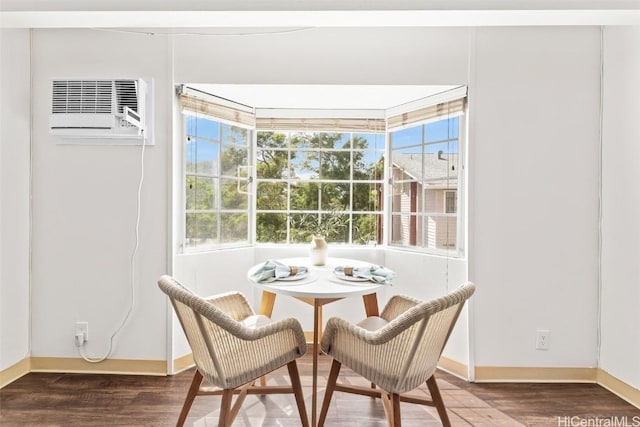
[0, 358, 31, 389]
[597, 368, 640, 409]
[438, 356, 469, 380]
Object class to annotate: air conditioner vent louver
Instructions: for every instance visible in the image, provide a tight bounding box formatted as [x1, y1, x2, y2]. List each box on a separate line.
[114, 80, 138, 114]
[52, 80, 113, 114]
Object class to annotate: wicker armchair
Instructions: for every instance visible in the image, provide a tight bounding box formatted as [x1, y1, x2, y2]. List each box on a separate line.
[318, 282, 476, 427]
[158, 275, 309, 427]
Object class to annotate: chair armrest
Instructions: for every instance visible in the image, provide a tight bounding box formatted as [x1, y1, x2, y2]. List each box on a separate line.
[321, 315, 413, 350]
[233, 317, 307, 351]
[188, 291, 307, 353]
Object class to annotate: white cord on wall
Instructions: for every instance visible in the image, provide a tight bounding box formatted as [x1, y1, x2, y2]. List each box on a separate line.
[78, 131, 147, 363]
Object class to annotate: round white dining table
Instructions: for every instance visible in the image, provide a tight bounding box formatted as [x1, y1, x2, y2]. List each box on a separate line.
[247, 256, 385, 427]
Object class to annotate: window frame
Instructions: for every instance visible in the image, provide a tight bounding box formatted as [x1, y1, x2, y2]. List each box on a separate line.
[180, 111, 254, 253]
[386, 109, 466, 257]
[253, 130, 386, 245]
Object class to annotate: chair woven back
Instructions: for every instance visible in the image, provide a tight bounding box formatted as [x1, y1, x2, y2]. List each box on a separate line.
[325, 282, 475, 394]
[389, 283, 475, 393]
[159, 277, 234, 387]
[158, 275, 271, 389]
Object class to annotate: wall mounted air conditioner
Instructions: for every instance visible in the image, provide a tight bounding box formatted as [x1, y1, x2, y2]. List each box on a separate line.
[49, 79, 153, 144]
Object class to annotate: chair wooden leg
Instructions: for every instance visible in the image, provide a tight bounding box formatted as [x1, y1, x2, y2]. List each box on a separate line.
[381, 392, 393, 426]
[177, 369, 204, 427]
[229, 383, 251, 426]
[218, 388, 234, 427]
[318, 359, 341, 427]
[390, 393, 402, 427]
[426, 375, 451, 427]
[287, 361, 310, 427]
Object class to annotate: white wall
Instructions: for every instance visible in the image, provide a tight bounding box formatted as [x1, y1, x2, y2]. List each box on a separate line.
[172, 247, 256, 359]
[29, 29, 171, 360]
[173, 27, 470, 85]
[0, 29, 31, 371]
[600, 26, 640, 390]
[6, 24, 637, 392]
[468, 27, 602, 368]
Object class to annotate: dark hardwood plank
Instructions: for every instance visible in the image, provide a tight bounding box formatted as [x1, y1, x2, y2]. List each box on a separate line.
[1, 353, 638, 426]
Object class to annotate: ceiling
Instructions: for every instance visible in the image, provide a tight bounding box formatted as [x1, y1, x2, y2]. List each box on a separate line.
[3, 1, 637, 111]
[1, 0, 639, 28]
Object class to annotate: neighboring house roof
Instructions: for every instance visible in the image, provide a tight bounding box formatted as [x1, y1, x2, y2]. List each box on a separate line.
[392, 152, 458, 188]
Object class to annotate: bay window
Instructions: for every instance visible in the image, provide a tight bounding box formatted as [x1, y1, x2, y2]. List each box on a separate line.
[178, 85, 466, 254]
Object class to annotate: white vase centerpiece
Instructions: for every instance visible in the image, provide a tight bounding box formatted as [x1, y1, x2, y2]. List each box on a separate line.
[309, 235, 329, 266]
[299, 209, 347, 266]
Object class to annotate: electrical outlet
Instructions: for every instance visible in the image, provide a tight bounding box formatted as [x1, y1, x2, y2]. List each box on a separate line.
[536, 329, 550, 350]
[75, 321, 88, 346]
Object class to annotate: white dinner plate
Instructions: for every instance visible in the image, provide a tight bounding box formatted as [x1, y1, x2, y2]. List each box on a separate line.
[277, 271, 309, 281]
[333, 271, 370, 282]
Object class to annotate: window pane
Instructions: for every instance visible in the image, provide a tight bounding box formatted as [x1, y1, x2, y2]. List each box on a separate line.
[354, 150, 384, 180]
[338, 133, 351, 149]
[426, 117, 459, 142]
[446, 191, 457, 213]
[321, 183, 349, 210]
[220, 178, 247, 210]
[258, 131, 287, 148]
[221, 143, 248, 177]
[352, 213, 381, 245]
[290, 132, 315, 149]
[186, 138, 218, 175]
[256, 213, 287, 243]
[185, 213, 217, 247]
[256, 149, 289, 179]
[221, 124, 248, 145]
[288, 213, 309, 243]
[256, 182, 287, 210]
[290, 182, 319, 210]
[390, 126, 422, 149]
[186, 116, 219, 141]
[449, 117, 459, 138]
[324, 213, 349, 243]
[186, 176, 217, 210]
[318, 132, 343, 149]
[353, 183, 380, 211]
[424, 214, 457, 250]
[391, 179, 417, 214]
[353, 133, 384, 150]
[185, 137, 196, 173]
[320, 151, 351, 180]
[291, 151, 319, 180]
[391, 214, 415, 246]
[220, 213, 248, 242]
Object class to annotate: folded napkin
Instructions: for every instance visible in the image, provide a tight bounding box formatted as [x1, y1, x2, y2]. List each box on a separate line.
[334, 265, 395, 285]
[249, 260, 308, 283]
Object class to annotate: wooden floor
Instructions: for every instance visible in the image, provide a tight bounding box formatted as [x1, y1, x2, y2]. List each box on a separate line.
[1, 353, 638, 426]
